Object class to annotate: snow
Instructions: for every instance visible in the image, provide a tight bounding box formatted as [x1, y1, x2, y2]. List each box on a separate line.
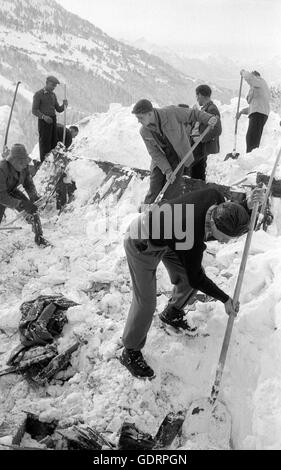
[1, 99, 281, 450]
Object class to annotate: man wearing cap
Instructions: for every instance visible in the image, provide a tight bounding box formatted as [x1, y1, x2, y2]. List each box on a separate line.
[32, 76, 68, 162]
[0, 144, 49, 246]
[131, 99, 220, 205]
[120, 186, 264, 379]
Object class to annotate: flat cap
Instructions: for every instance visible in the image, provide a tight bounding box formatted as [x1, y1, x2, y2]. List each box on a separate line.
[46, 75, 60, 85]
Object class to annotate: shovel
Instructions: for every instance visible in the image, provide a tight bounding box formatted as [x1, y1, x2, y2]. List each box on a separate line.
[153, 124, 213, 205]
[224, 75, 243, 161]
[62, 83, 67, 146]
[157, 198, 260, 449]
[2, 81, 21, 158]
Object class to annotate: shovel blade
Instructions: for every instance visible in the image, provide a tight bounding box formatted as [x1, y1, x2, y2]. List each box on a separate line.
[181, 398, 232, 449]
[224, 152, 240, 161]
[154, 410, 186, 449]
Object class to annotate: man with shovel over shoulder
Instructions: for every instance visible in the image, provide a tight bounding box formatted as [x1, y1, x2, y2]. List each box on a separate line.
[120, 186, 264, 379]
[132, 99, 220, 205]
[0, 144, 49, 246]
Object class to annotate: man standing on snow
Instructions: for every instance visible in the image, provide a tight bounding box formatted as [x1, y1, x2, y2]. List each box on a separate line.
[120, 187, 264, 379]
[32, 76, 68, 162]
[0, 144, 49, 246]
[237, 69, 270, 153]
[131, 99, 220, 204]
[187, 85, 221, 181]
[55, 125, 79, 211]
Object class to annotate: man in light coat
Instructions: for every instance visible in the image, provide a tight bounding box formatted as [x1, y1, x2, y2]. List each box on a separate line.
[237, 70, 270, 153]
[132, 99, 219, 204]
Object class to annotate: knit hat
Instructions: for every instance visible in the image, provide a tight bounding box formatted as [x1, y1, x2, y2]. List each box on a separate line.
[46, 75, 60, 85]
[132, 99, 153, 115]
[212, 202, 250, 237]
[9, 144, 30, 161]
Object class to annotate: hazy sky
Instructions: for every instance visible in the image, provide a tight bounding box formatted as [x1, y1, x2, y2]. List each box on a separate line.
[57, 0, 281, 59]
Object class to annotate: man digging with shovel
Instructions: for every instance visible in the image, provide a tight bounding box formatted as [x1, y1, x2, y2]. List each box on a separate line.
[120, 186, 264, 379]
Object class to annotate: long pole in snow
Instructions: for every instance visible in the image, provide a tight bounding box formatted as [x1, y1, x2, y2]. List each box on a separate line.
[63, 84, 67, 146]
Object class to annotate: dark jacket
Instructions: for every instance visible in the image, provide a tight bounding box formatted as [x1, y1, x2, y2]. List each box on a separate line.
[140, 106, 218, 175]
[0, 160, 38, 209]
[145, 188, 249, 303]
[32, 88, 64, 119]
[57, 124, 72, 148]
[198, 100, 221, 156]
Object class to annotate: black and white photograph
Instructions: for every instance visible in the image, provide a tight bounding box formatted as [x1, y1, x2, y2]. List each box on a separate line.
[0, 0, 280, 455]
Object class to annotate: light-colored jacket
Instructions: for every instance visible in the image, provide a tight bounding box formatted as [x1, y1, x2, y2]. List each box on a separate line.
[243, 71, 270, 117]
[140, 105, 216, 174]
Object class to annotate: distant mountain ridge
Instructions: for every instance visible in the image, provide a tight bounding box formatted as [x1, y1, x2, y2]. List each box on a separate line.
[0, 0, 233, 151]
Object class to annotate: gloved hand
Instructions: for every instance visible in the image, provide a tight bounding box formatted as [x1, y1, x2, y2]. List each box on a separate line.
[43, 115, 53, 124]
[165, 169, 176, 184]
[63, 99, 68, 107]
[18, 199, 38, 214]
[224, 297, 239, 317]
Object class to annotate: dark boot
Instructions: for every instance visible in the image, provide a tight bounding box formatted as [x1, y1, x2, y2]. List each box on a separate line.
[35, 235, 51, 247]
[120, 349, 155, 379]
[159, 305, 198, 336]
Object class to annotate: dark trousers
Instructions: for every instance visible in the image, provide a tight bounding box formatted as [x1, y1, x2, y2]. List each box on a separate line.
[55, 174, 77, 211]
[0, 189, 29, 224]
[38, 116, 58, 162]
[183, 142, 207, 181]
[246, 112, 268, 153]
[144, 151, 184, 205]
[122, 236, 196, 350]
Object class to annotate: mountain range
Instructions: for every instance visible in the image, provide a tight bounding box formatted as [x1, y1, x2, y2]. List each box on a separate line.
[0, 0, 233, 152]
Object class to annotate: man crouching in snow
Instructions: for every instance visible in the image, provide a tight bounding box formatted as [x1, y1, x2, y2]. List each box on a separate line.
[120, 187, 264, 379]
[0, 144, 49, 246]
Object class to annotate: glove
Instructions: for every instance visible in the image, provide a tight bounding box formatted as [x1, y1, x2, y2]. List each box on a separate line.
[43, 115, 53, 124]
[18, 199, 38, 215]
[63, 99, 68, 107]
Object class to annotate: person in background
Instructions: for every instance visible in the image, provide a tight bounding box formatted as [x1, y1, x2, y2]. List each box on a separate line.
[131, 99, 219, 205]
[57, 124, 79, 149]
[0, 144, 49, 246]
[55, 125, 79, 211]
[188, 85, 221, 181]
[237, 70, 270, 153]
[32, 76, 68, 162]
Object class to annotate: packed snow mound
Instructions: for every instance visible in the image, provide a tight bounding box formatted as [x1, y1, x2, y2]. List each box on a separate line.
[64, 100, 281, 180]
[1, 101, 281, 450]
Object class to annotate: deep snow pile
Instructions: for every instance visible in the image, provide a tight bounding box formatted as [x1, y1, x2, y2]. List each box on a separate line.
[1, 101, 281, 450]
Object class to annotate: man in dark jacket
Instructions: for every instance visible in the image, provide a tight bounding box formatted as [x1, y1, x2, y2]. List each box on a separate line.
[32, 76, 68, 162]
[188, 85, 221, 181]
[55, 125, 79, 211]
[132, 99, 220, 204]
[57, 124, 79, 149]
[120, 186, 263, 379]
[0, 144, 49, 246]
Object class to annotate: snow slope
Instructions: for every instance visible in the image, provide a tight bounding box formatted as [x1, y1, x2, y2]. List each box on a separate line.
[1, 100, 281, 450]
